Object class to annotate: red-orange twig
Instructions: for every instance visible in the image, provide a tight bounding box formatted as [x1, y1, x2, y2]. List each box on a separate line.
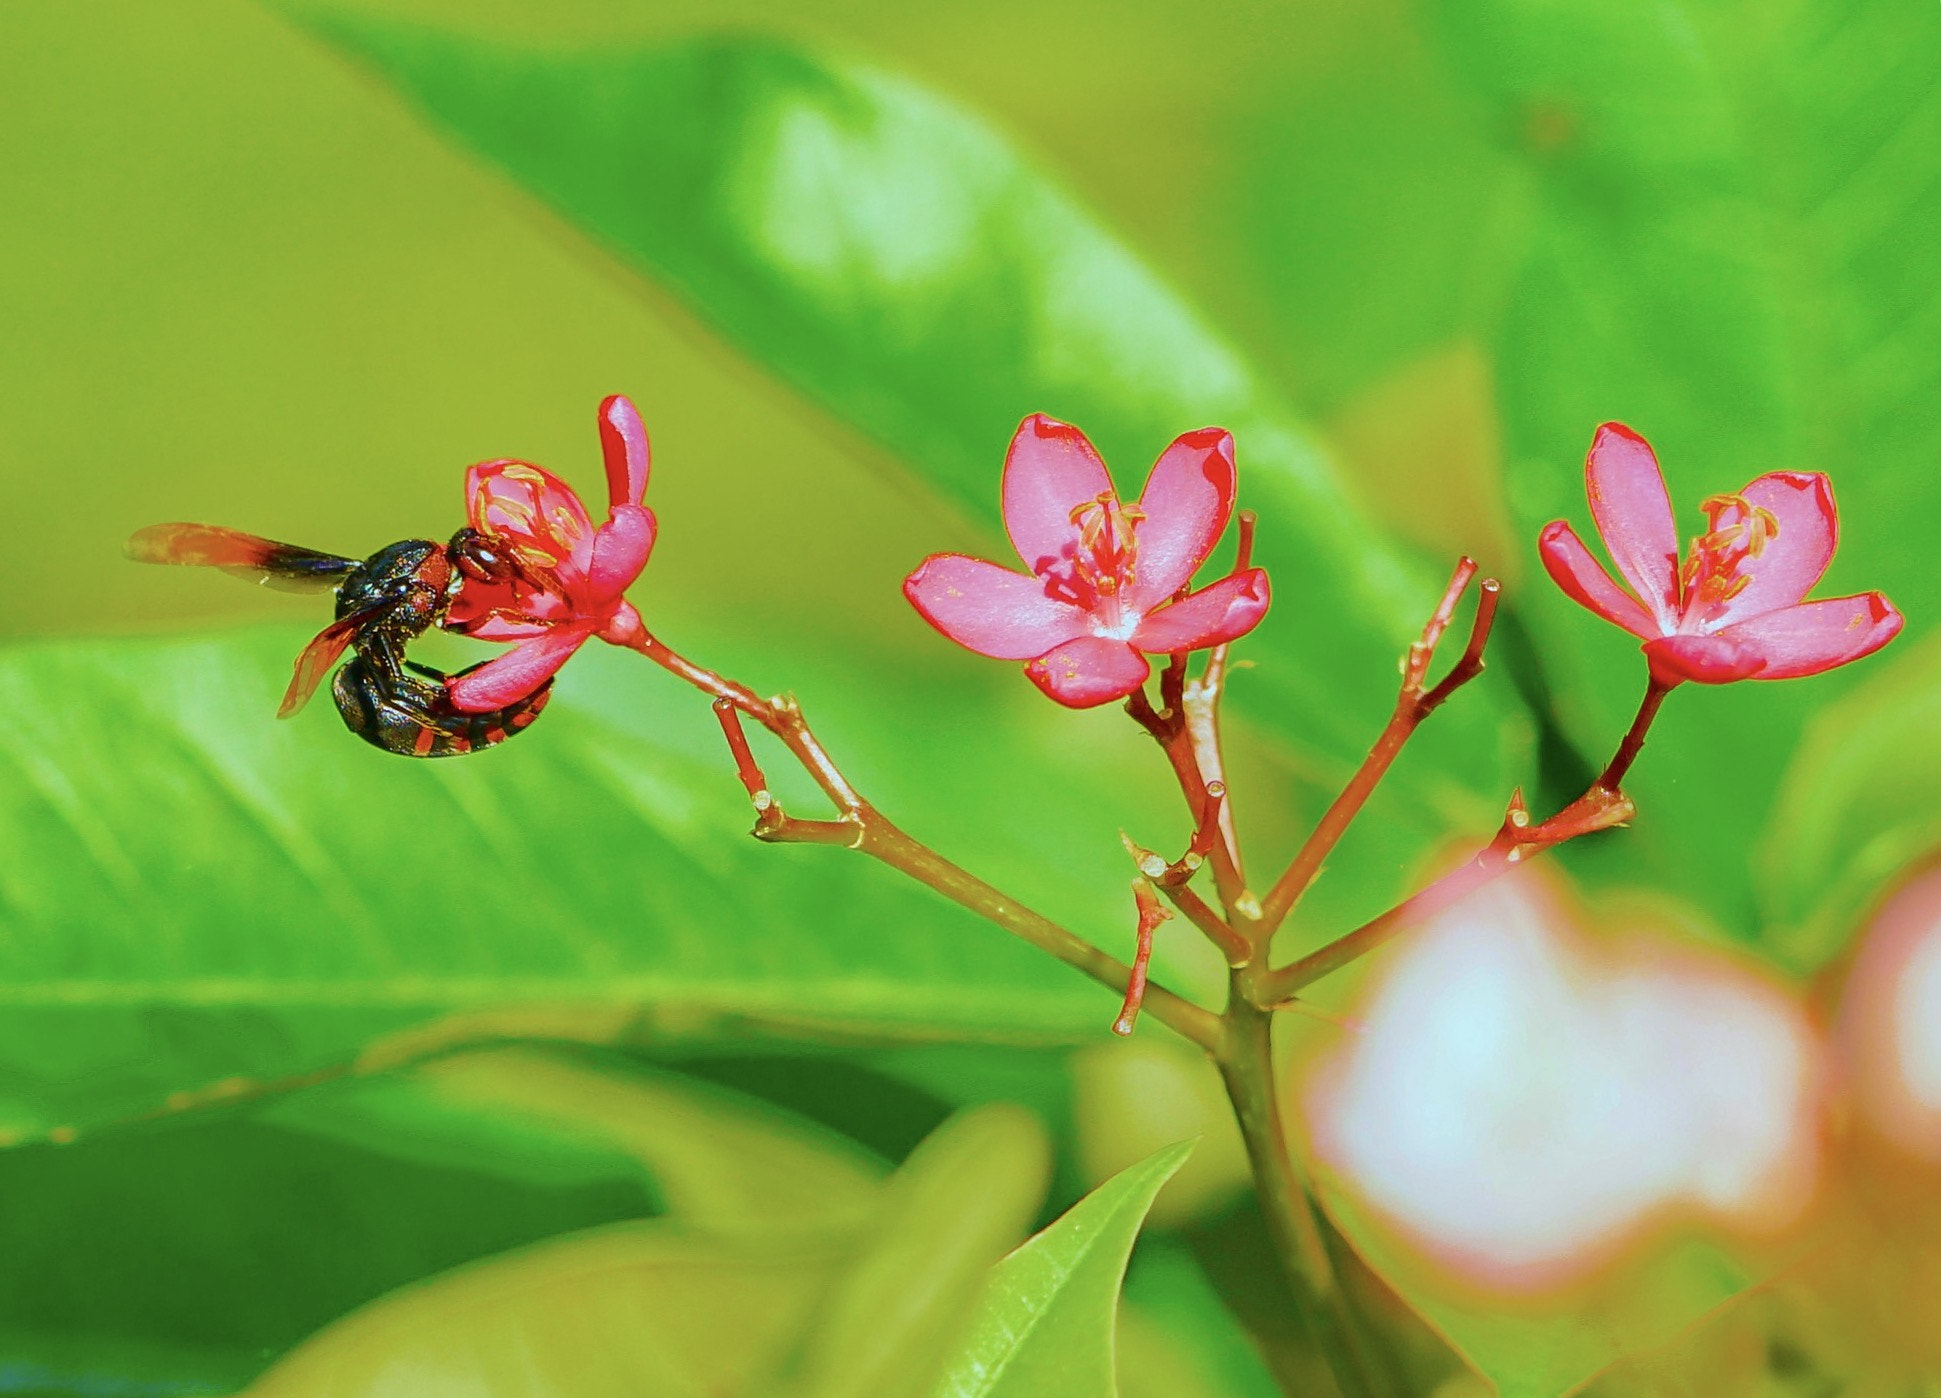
[626, 629, 1223, 1049]
[1113, 879, 1172, 1036]
[1258, 559, 1499, 933]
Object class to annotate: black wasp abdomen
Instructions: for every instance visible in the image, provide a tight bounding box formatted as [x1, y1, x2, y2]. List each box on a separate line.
[334, 657, 552, 759]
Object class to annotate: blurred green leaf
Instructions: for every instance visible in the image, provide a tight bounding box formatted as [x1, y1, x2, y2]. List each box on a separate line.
[1, 1049, 906, 1395]
[932, 1138, 1192, 1397]
[786, 1104, 1051, 1398]
[0, 1105, 652, 1396]
[1118, 1240, 1279, 1398]
[243, 1103, 1048, 1398]
[1320, 1188, 1755, 1398]
[246, 1219, 848, 1396]
[1425, 0, 1941, 944]
[1757, 629, 1941, 970]
[0, 628, 1171, 1132]
[289, 13, 1532, 927]
[275, 1045, 889, 1227]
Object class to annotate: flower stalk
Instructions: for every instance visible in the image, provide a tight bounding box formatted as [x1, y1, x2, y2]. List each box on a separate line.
[1257, 558, 1500, 934]
[628, 627, 1226, 1052]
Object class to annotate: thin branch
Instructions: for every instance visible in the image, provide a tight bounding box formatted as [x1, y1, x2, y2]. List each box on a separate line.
[1598, 676, 1673, 790]
[1113, 879, 1171, 1036]
[1121, 831, 1252, 965]
[1159, 650, 1188, 719]
[1403, 557, 1478, 692]
[1419, 576, 1501, 717]
[1124, 780, 1224, 887]
[627, 630, 1224, 1051]
[713, 697, 864, 846]
[1257, 673, 1677, 1009]
[1258, 559, 1498, 933]
[1257, 784, 1634, 1004]
[863, 820, 1222, 1049]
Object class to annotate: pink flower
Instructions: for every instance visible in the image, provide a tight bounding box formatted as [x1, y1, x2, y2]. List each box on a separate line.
[444, 395, 655, 712]
[904, 414, 1271, 707]
[1539, 422, 1902, 686]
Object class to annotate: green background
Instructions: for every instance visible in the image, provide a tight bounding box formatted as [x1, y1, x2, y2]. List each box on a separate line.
[4, 0, 1939, 1393]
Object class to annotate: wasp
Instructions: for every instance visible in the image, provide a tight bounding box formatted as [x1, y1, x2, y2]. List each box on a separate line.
[128, 523, 552, 757]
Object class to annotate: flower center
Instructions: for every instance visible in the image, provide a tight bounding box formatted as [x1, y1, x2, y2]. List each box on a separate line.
[1679, 492, 1779, 617]
[1058, 491, 1147, 631]
[1068, 491, 1145, 586]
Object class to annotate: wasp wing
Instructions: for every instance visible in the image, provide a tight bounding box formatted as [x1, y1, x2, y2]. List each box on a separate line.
[128, 523, 360, 594]
[279, 612, 375, 718]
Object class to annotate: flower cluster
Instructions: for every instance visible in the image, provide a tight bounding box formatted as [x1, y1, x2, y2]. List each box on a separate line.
[437, 410, 1902, 721]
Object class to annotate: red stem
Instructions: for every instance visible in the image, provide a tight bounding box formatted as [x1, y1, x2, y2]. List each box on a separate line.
[1113, 880, 1169, 1036]
[1258, 560, 1497, 933]
[623, 629, 1224, 1050]
[1598, 676, 1672, 791]
[1258, 675, 1672, 1007]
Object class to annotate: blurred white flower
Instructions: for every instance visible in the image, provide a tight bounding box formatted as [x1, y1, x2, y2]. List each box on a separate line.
[1303, 870, 1821, 1290]
[1837, 861, 1941, 1159]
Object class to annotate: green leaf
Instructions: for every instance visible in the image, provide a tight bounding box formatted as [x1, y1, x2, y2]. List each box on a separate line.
[0, 627, 1178, 1133]
[785, 1104, 1051, 1398]
[289, 13, 1530, 923]
[0, 1095, 654, 1394]
[1424, 0, 1941, 943]
[1, 1050, 905, 1393]
[242, 1103, 1047, 1397]
[1320, 1189, 1755, 1398]
[269, 1045, 889, 1228]
[931, 1138, 1194, 1397]
[1757, 629, 1941, 970]
[246, 1220, 850, 1396]
[1117, 1240, 1279, 1398]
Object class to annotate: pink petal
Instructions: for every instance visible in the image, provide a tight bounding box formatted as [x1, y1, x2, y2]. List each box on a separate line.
[1538, 521, 1660, 639]
[904, 553, 1089, 660]
[447, 623, 594, 713]
[451, 611, 556, 643]
[1127, 427, 1236, 607]
[1024, 635, 1152, 708]
[1132, 567, 1270, 653]
[468, 460, 596, 580]
[445, 571, 576, 637]
[1712, 593, 1904, 681]
[598, 394, 651, 509]
[586, 504, 656, 603]
[1002, 414, 1114, 573]
[1586, 423, 1681, 626]
[1642, 633, 1767, 687]
[1707, 472, 1836, 627]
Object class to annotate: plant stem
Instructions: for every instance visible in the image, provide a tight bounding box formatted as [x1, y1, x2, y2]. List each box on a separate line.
[1258, 564, 1498, 935]
[1599, 676, 1672, 790]
[625, 630, 1224, 1052]
[860, 819, 1221, 1050]
[1257, 675, 1670, 1008]
[1256, 785, 1634, 1004]
[1218, 965, 1382, 1397]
